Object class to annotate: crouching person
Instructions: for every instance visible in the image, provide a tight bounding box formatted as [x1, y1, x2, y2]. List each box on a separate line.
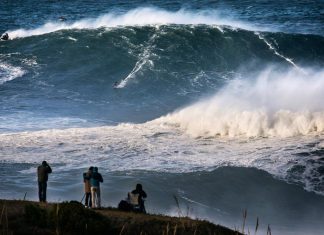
[90, 167, 103, 208]
[118, 183, 147, 213]
[130, 184, 147, 213]
[129, 183, 147, 213]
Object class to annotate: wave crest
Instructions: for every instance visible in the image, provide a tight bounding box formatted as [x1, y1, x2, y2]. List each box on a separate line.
[7, 7, 257, 39]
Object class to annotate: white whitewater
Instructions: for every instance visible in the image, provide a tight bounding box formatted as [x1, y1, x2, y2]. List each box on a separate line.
[156, 67, 324, 138]
[0, 63, 26, 85]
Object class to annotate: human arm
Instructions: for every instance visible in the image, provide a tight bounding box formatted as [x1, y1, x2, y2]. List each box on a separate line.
[141, 190, 147, 198]
[46, 164, 52, 173]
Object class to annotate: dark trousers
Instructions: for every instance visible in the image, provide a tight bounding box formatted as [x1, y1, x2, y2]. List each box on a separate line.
[38, 181, 47, 202]
[85, 192, 92, 207]
[139, 201, 146, 214]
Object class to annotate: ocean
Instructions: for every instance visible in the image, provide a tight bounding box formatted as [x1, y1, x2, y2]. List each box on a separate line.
[1, 0, 324, 234]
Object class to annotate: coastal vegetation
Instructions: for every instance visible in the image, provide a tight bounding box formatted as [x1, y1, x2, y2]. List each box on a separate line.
[0, 199, 241, 235]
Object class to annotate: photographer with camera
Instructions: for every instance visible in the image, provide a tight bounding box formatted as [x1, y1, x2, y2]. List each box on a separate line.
[37, 161, 52, 202]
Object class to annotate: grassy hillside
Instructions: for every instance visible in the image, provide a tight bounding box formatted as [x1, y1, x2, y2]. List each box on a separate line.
[0, 199, 242, 235]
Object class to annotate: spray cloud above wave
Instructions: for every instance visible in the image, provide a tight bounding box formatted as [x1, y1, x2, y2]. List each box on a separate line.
[7, 7, 257, 39]
[156, 67, 324, 138]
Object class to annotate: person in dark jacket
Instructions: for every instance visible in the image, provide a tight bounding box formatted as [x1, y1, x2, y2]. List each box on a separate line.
[90, 167, 103, 208]
[37, 161, 52, 202]
[83, 166, 93, 208]
[0, 33, 9, 41]
[131, 183, 147, 213]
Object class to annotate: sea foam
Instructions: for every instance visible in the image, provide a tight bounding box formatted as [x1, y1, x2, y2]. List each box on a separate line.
[0, 63, 26, 85]
[155, 67, 324, 138]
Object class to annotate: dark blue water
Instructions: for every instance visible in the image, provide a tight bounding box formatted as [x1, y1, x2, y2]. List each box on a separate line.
[1, 1, 324, 234]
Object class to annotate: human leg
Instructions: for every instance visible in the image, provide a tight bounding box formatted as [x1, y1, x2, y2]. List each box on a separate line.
[38, 182, 42, 202]
[38, 182, 47, 202]
[91, 187, 97, 208]
[43, 182, 47, 202]
[140, 201, 146, 213]
[85, 192, 90, 207]
[88, 192, 92, 208]
[97, 187, 101, 208]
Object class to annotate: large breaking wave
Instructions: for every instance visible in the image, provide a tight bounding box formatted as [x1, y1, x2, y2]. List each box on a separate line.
[156, 67, 324, 138]
[6, 7, 258, 39]
[1, 6, 324, 138]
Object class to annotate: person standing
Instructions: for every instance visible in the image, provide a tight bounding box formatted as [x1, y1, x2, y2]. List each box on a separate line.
[83, 166, 93, 208]
[37, 161, 52, 202]
[90, 167, 103, 208]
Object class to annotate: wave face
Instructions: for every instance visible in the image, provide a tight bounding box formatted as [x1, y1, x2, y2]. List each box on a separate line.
[1, 22, 324, 131]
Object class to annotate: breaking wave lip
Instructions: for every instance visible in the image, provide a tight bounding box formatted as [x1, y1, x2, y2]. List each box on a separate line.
[0, 63, 26, 85]
[154, 67, 324, 138]
[7, 7, 260, 39]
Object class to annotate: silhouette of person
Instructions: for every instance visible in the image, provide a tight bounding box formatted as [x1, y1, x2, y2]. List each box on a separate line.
[37, 161, 52, 202]
[131, 183, 147, 213]
[90, 167, 103, 208]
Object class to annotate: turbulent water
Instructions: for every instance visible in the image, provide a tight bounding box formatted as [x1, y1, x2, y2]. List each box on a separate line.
[1, 1, 324, 234]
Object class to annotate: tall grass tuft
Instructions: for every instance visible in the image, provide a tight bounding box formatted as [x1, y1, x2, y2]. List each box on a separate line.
[173, 223, 178, 235]
[242, 209, 247, 234]
[119, 223, 126, 235]
[56, 203, 60, 235]
[254, 217, 259, 235]
[173, 195, 183, 217]
[266, 225, 271, 235]
[166, 222, 170, 235]
[0, 204, 9, 235]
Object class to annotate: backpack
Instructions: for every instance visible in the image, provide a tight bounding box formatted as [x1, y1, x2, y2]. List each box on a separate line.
[118, 200, 132, 211]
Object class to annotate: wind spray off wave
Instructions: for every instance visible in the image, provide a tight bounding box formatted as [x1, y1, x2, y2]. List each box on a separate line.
[7, 7, 257, 39]
[156, 68, 324, 138]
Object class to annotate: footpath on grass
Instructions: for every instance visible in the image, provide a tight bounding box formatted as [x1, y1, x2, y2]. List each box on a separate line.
[0, 199, 242, 235]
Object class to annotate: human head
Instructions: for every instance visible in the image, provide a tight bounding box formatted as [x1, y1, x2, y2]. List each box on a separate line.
[136, 184, 142, 191]
[42, 161, 47, 166]
[89, 166, 94, 171]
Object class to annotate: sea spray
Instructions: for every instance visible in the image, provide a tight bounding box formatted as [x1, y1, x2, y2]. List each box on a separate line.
[155, 67, 324, 138]
[7, 7, 257, 39]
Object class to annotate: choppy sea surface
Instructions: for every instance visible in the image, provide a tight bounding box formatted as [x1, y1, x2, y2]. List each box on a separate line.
[1, 1, 324, 234]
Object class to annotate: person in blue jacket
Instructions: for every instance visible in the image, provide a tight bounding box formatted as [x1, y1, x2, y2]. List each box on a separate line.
[90, 167, 103, 208]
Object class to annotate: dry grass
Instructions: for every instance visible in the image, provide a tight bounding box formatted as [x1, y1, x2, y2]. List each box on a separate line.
[0, 199, 241, 235]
